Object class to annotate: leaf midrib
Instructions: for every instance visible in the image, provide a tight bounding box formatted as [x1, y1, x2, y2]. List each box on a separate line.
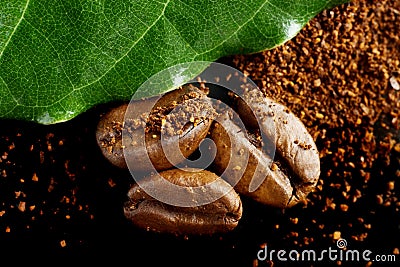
[10, 0, 272, 110]
[0, 0, 30, 59]
[70, 0, 171, 92]
[52, 0, 271, 108]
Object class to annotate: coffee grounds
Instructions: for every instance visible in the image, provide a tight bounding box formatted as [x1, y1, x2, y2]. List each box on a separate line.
[124, 85, 213, 137]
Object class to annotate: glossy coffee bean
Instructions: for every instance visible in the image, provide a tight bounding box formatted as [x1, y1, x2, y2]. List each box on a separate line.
[123, 168, 243, 235]
[237, 88, 320, 185]
[210, 88, 320, 208]
[96, 84, 216, 171]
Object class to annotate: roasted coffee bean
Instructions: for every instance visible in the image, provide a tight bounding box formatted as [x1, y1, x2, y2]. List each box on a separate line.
[210, 88, 320, 208]
[96, 84, 216, 170]
[123, 168, 243, 235]
[237, 88, 320, 185]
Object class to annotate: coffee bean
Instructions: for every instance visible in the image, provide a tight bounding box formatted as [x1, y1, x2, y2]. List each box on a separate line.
[123, 168, 243, 235]
[95, 103, 128, 168]
[97, 82, 320, 235]
[96, 84, 216, 171]
[210, 88, 320, 208]
[238, 88, 320, 185]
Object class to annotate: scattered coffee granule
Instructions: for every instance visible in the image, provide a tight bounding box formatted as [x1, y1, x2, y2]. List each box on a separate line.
[60, 240, 67, 248]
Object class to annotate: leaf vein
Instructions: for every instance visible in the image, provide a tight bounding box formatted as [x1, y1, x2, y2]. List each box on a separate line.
[0, 75, 18, 104]
[195, 0, 271, 57]
[163, 16, 198, 55]
[71, 0, 171, 93]
[0, 0, 30, 60]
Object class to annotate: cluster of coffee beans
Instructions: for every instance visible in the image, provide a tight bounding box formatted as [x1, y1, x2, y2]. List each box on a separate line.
[96, 84, 320, 236]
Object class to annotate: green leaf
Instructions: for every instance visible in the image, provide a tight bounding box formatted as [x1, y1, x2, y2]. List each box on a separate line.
[0, 0, 350, 124]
